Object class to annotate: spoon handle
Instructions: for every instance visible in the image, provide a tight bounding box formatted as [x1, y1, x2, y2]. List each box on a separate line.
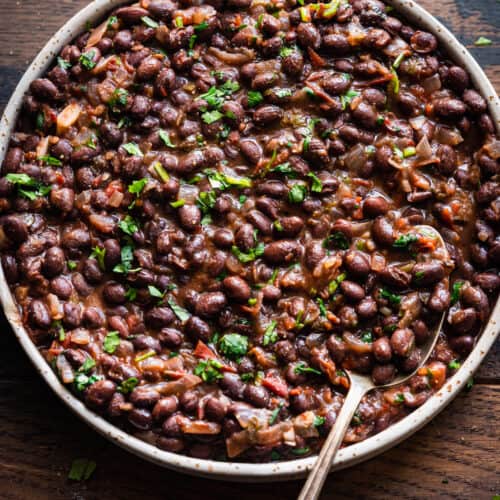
[298, 380, 367, 500]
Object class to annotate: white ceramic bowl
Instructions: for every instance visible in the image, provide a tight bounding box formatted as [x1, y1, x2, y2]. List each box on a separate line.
[0, 0, 499, 482]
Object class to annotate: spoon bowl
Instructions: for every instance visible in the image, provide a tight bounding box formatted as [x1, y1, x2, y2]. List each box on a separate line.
[299, 225, 451, 500]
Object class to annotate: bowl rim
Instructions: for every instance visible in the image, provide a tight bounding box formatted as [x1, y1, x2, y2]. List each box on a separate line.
[0, 0, 499, 482]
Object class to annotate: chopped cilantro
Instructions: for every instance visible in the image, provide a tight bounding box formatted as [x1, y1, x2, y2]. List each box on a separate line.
[450, 281, 464, 305]
[5, 173, 51, 201]
[307, 172, 323, 193]
[159, 129, 175, 148]
[194, 359, 224, 383]
[90, 246, 106, 270]
[380, 288, 401, 305]
[141, 16, 159, 28]
[328, 272, 346, 295]
[122, 142, 143, 156]
[118, 377, 139, 394]
[294, 363, 322, 376]
[219, 333, 248, 360]
[263, 320, 278, 346]
[231, 242, 265, 263]
[68, 458, 96, 481]
[324, 231, 349, 250]
[474, 36, 492, 46]
[393, 233, 419, 249]
[167, 297, 190, 322]
[247, 90, 264, 107]
[119, 215, 140, 236]
[448, 359, 461, 371]
[57, 57, 72, 70]
[313, 415, 326, 427]
[79, 50, 96, 70]
[38, 155, 62, 166]
[316, 297, 328, 317]
[288, 183, 307, 203]
[103, 331, 120, 354]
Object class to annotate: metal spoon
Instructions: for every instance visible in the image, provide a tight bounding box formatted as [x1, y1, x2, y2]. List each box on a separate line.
[298, 225, 452, 500]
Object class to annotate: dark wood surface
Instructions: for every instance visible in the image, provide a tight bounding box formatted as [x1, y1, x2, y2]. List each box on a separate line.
[0, 1, 498, 498]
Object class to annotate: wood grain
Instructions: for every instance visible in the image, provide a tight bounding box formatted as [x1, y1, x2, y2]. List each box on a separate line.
[0, 0, 498, 498]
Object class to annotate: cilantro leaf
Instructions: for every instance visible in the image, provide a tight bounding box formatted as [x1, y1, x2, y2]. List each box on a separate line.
[103, 331, 120, 354]
[262, 320, 278, 346]
[219, 333, 248, 360]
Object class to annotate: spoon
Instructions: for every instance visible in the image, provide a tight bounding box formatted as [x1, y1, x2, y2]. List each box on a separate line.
[298, 225, 452, 500]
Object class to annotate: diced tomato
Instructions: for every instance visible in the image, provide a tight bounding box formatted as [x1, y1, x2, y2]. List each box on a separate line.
[193, 340, 216, 360]
[262, 375, 288, 397]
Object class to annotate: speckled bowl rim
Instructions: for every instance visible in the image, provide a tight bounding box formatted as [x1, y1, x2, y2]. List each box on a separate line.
[0, 0, 498, 482]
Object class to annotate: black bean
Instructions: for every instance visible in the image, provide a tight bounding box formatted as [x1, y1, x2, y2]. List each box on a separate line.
[373, 336, 392, 363]
[205, 397, 228, 422]
[153, 396, 179, 421]
[253, 105, 283, 126]
[178, 204, 201, 231]
[102, 281, 127, 305]
[263, 240, 300, 265]
[3, 216, 28, 244]
[220, 373, 245, 399]
[243, 384, 270, 408]
[296, 23, 320, 49]
[223, 276, 251, 302]
[145, 307, 175, 329]
[195, 292, 227, 317]
[390, 328, 415, 357]
[372, 364, 396, 385]
[344, 250, 370, 277]
[340, 280, 365, 302]
[372, 217, 395, 246]
[28, 299, 51, 329]
[185, 316, 211, 342]
[433, 98, 466, 120]
[240, 139, 262, 165]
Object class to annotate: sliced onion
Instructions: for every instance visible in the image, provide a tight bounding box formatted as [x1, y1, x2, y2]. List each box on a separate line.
[416, 135, 432, 159]
[422, 73, 441, 94]
[343, 332, 373, 354]
[46, 293, 63, 320]
[344, 144, 368, 171]
[282, 422, 296, 447]
[294, 411, 320, 438]
[56, 354, 75, 384]
[181, 420, 221, 435]
[86, 19, 108, 49]
[255, 424, 283, 446]
[434, 125, 463, 146]
[484, 138, 500, 159]
[108, 190, 124, 208]
[153, 374, 202, 395]
[409, 115, 426, 131]
[56, 103, 81, 136]
[226, 429, 252, 458]
[70, 328, 90, 345]
[233, 404, 271, 430]
[36, 136, 49, 158]
[208, 47, 255, 66]
[89, 214, 116, 234]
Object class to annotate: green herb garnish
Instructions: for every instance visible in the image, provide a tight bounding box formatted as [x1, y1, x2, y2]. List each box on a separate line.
[219, 333, 248, 360]
[103, 331, 120, 354]
[194, 359, 224, 383]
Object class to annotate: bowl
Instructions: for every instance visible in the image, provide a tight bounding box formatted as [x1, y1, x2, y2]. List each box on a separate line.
[0, 0, 498, 482]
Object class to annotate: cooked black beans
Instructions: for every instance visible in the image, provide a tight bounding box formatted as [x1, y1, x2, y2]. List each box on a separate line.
[2, 0, 497, 465]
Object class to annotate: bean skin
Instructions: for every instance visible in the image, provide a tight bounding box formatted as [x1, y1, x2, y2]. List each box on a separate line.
[344, 250, 370, 278]
[390, 328, 415, 357]
[373, 337, 392, 363]
[195, 292, 227, 317]
[223, 276, 251, 302]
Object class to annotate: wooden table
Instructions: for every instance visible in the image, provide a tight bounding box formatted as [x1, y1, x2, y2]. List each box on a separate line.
[0, 1, 498, 498]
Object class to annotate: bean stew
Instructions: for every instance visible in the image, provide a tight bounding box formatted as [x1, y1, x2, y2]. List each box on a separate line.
[1, 0, 499, 462]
